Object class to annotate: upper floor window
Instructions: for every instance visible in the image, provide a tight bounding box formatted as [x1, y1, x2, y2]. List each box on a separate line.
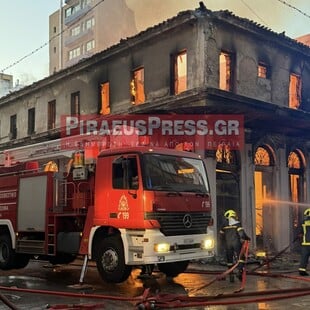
[71, 92, 80, 115]
[9, 114, 17, 140]
[83, 17, 95, 31]
[28, 108, 35, 135]
[131, 67, 145, 105]
[258, 62, 271, 79]
[172, 51, 187, 95]
[100, 82, 110, 115]
[219, 51, 234, 91]
[69, 47, 81, 60]
[48, 100, 56, 130]
[86, 39, 95, 52]
[71, 25, 81, 37]
[65, 4, 81, 18]
[82, 0, 92, 8]
[289, 73, 301, 109]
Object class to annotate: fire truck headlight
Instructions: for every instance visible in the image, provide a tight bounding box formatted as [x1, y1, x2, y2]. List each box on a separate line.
[154, 243, 170, 253]
[201, 238, 214, 250]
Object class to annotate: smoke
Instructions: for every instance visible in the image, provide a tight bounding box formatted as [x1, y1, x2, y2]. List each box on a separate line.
[125, 0, 309, 39]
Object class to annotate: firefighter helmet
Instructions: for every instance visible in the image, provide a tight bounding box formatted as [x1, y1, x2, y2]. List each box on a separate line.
[224, 209, 237, 219]
[304, 208, 310, 216]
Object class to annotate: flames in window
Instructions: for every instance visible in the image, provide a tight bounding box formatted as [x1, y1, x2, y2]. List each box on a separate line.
[100, 82, 110, 115]
[174, 51, 187, 95]
[289, 73, 301, 109]
[254, 146, 271, 166]
[216, 142, 232, 164]
[131, 68, 145, 105]
[219, 52, 233, 91]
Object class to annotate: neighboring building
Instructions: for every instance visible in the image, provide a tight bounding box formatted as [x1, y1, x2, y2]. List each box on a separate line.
[1, 4, 310, 256]
[296, 34, 310, 47]
[0, 73, 13, 98]
[49, 0, 137, 74]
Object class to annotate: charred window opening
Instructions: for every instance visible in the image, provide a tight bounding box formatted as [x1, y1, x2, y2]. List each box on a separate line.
[130, 67, 145, 105]
[9, 114, 17, 140]
[48, 100, 56, 130]
[289, 73, 301, 109]
[71, 91, 80, 115]
[171, 50, 187, 95]
[288, 150, 305, 233]
[258, 62, 271, 79]
[28, 108, 35, 135]
[99, 82, 110, 115]
[254, 145, 275, 252]
[219, 51, 234, 91]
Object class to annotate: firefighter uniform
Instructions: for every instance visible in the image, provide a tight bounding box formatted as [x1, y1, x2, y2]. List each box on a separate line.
[298, 208, 310, 276]
[220, 210, 250, 280]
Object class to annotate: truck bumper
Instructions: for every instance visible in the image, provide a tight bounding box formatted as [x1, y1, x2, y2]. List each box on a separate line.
[121, 228, 214, 265]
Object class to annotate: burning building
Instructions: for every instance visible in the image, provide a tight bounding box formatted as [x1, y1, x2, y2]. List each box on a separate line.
[0, 3, 310, 256]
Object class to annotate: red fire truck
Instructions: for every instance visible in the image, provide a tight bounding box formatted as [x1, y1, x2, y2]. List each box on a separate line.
[0, 139, 214, 283]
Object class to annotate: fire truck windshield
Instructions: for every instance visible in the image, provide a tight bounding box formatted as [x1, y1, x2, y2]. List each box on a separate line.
[142, 154, 209, 193]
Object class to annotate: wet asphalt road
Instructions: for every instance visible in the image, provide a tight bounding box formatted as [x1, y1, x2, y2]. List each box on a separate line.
[0, 258, 310, 309]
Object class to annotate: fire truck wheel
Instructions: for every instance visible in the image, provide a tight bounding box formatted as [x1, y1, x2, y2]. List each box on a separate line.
[157, 260, 189, 277]
[0, 235, 16, 270]
[95, 235, 132, 283]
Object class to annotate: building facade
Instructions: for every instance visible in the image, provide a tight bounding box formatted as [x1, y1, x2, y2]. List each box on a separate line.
[49, 0, 137, 74]
[0, 73, 13, 98]
[1, 4, 310, 255]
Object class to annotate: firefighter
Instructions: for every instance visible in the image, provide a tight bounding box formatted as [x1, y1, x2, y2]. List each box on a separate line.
[298, 208, 310, 276]
[219, 209, 250, 281]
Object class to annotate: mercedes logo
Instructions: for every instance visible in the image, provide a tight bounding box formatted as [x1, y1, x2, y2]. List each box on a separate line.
[183, 214, 192, 228]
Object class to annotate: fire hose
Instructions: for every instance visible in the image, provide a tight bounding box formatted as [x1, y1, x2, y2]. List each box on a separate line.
[1, 239, 310, 310]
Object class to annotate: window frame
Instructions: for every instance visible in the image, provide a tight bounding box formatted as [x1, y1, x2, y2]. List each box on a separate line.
[130, 67, 145, 105]
[99, 81, 110, 115]
[171, 50, 187, 95]
[48, 100, 56, 130]
[219, 51, 235, 92]
[27, 107, 35, 135]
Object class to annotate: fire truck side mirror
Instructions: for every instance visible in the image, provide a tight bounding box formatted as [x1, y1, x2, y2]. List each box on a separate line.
[128, 189, 137, 199]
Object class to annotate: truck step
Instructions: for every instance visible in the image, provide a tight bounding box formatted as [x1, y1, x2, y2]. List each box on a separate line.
[16, 240, 45, 255]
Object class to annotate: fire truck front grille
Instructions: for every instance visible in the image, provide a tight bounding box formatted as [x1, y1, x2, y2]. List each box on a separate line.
[145, 212, 211, 236]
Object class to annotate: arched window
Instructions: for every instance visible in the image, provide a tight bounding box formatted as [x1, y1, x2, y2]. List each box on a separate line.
[254, 145, 275, 252]
[288, 150, 304, 170]
[254, 146, 274, 166]
[288, 149, 305, 248]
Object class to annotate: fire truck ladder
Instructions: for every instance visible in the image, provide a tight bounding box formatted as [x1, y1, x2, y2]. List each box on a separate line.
[47, 216, 57, 255]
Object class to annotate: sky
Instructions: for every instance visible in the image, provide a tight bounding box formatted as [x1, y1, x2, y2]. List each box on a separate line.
[0, 0, 309, 86]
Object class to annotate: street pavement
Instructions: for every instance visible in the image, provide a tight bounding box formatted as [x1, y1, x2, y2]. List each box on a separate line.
[0, 254, 310, 309]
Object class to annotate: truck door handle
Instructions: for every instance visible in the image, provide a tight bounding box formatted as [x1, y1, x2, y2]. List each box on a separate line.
[128, 190, 137, 199]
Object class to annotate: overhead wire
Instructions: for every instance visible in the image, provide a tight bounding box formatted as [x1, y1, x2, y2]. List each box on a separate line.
[239, 0, 269, 27]
[0, 0, 105, 74]
[276, 0, 310, 19]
